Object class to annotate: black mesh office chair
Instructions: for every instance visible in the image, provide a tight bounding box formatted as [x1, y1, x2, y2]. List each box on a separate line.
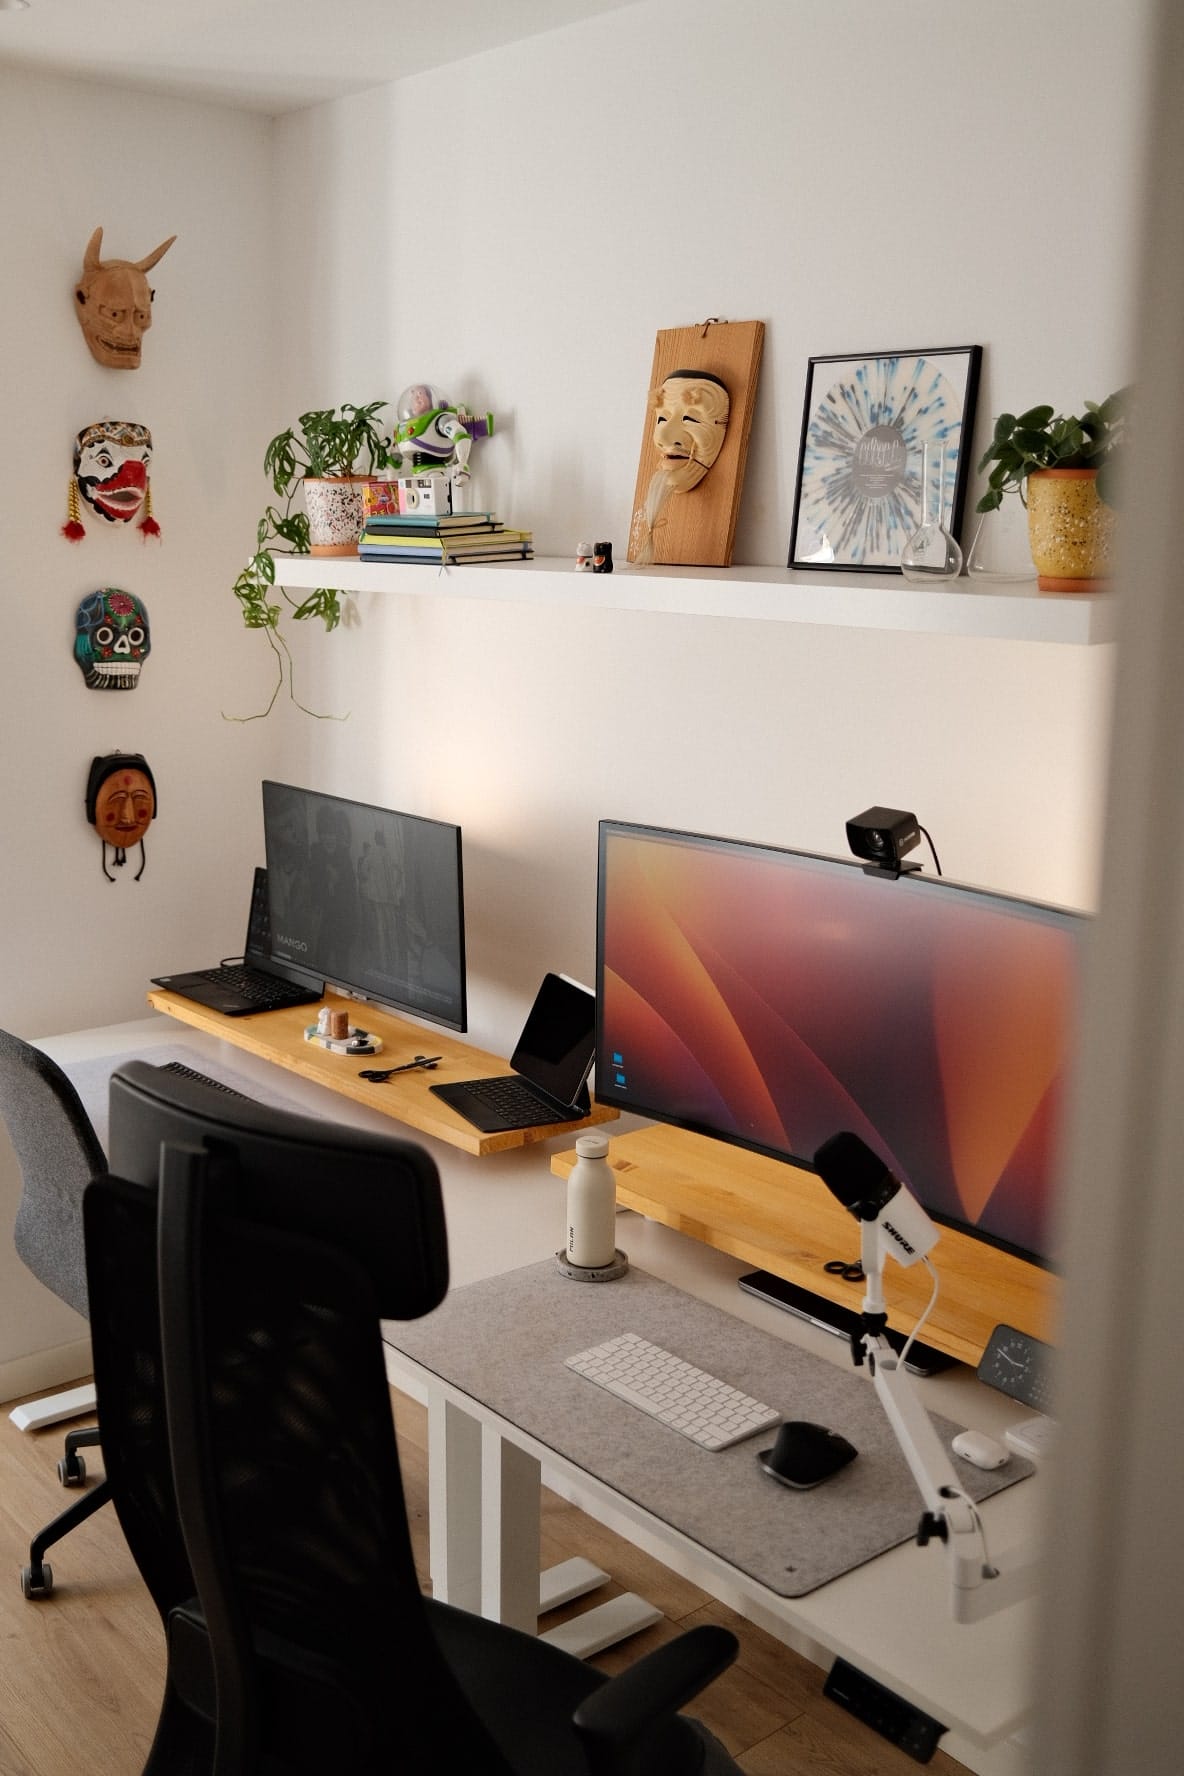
[0, 1027, 110, 1599]
[87, 1060, 741, 1775]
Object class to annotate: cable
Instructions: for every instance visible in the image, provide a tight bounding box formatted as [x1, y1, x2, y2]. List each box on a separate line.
[941, 1485, 998, 1578]
[918, 824, 943, 875]
[898, 1254, 940, 1368]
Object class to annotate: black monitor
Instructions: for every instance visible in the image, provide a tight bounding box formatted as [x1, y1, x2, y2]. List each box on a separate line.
[596, 820, 1086, 1271]
[261, 782, 467, 1032]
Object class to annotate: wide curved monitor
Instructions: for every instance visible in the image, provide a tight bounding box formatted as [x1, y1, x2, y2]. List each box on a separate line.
[262, 781, 467, 1032]
[596, 820, 1086, 1268]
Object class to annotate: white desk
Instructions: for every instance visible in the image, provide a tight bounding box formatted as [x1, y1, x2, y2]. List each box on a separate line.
[18, 1013, 1041, 1775]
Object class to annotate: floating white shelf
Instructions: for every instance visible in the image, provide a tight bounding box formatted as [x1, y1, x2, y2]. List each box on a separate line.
[271, 553, 1118, 646]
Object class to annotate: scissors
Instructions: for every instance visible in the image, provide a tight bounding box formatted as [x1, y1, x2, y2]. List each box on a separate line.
[358, 1054, 442, 1083]
[824, 1258, 865, 1283]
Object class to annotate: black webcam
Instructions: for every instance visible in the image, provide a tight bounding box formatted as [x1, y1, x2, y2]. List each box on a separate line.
[846, 807, 921, 873]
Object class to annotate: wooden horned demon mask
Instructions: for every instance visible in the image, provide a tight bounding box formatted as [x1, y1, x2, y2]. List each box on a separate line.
[74, 227, 177, 369]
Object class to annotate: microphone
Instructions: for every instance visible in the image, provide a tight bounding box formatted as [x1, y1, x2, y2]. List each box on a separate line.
[813, 1132, 938, 1268]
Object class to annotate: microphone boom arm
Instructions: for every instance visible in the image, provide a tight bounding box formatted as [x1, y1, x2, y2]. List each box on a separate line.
[855, 1203, 1040, 1623]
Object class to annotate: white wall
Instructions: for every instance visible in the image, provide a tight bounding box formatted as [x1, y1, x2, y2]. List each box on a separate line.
[0, 68, 293, 1041]
[269, 0, 1144, 1056]
[0, 0, 1146, 1054]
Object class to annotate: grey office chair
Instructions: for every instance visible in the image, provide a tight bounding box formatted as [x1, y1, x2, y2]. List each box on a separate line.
[0, 1027, 110, 1598]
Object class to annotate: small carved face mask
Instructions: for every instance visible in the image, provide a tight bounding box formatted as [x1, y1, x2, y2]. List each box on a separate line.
[74, 588, 151, 690]
[86, 752, 157, 882]
[74, 227, 176, 369]
[650, 371, 731, 493]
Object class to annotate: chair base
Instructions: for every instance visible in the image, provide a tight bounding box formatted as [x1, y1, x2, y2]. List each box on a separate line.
[22, 1476, 113, 1600]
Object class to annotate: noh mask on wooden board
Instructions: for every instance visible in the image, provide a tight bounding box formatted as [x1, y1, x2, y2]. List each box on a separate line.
[628, 319, 764, 568]
[74, 226, 177, 369]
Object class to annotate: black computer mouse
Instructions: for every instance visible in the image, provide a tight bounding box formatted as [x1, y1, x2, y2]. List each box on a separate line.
[757, 1420, 857, 1489]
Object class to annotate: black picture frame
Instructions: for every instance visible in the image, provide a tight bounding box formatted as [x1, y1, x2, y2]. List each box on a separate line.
[788, 345, 982, 572]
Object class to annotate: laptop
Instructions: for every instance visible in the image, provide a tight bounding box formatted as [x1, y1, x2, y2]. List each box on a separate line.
[430, 972, 595, 1132]
[151, 867, 324, 1017]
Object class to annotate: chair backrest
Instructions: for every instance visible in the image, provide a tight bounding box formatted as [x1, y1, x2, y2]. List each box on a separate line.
[0, 1026, 105, 1318]
[88, 1060, 516, 1771]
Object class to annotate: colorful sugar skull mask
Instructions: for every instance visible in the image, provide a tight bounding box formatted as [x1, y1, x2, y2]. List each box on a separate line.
[85, 752, 157, 881]
[63, 420, 159, 540]
[74, 226, 176, 369]
[74, 588, 151, 690]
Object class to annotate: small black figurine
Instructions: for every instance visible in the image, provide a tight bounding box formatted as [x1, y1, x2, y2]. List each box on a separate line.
[592, 541, 614, 574]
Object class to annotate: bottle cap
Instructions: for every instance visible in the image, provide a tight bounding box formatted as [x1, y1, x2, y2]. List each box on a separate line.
[575, 1132, 609, 1159]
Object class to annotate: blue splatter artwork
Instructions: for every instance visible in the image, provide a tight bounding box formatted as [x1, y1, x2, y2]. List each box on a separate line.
[795, 355, 965, 567]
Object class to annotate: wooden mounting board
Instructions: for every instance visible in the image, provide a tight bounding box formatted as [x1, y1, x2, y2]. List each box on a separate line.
[552, 1121, 1059, 1367]
[628, 318, 765, 567]
[147, 988, 616, 1157]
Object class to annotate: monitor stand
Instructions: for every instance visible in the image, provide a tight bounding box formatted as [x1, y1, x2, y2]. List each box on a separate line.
[737, 1270, 957, 1377]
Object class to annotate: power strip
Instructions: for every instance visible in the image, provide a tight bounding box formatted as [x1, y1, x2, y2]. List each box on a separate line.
[824, 1658, 946, 1764]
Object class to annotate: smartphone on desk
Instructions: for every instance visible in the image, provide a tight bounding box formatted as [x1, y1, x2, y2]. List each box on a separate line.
[737, 1270, 956, 1377]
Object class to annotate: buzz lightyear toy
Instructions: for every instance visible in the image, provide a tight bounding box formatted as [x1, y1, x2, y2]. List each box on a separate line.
[390, 383, 494, 508]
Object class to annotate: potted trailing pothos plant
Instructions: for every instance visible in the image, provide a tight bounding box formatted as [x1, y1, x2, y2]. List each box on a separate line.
[231, 402, 394, 718]
[975, 387, 1129, 591]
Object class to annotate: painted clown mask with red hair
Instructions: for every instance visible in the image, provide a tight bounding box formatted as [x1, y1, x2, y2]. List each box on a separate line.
[63, 420, 159, 540]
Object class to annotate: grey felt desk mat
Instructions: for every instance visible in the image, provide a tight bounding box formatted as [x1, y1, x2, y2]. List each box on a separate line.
[387, 1259, 1032, 1598]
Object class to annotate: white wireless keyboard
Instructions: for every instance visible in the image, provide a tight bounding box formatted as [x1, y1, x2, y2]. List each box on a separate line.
[565, 1331, 780, 1451]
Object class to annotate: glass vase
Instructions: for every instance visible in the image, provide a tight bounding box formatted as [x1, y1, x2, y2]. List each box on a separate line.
[965, 504, 1038, 583]
[900, 441, 963, 582]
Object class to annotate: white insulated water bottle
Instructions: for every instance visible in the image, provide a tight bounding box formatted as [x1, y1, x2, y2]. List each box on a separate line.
[566, 1132, 616, 1268]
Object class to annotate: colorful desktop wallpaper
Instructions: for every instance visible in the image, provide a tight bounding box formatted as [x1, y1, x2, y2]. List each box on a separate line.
[597, 827, 1083, 1263]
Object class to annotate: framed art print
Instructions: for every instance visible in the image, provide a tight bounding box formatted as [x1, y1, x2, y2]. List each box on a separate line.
[788, 345, 982, 571]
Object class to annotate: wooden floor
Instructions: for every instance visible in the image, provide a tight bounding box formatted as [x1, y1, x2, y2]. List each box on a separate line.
[0, 1381, 969, 1775]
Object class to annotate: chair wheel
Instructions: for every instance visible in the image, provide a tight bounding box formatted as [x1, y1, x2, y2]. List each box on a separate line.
[21, 1561, 53, 1600]
[58, 1453, 87, 1487]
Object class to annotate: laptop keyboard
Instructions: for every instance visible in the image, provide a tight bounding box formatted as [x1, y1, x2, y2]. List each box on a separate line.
[442, 1074, 556, 1128]
[192, 964, 314, 1010]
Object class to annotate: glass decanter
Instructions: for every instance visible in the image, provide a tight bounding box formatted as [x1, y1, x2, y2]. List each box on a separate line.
[900, 441, 963, 582]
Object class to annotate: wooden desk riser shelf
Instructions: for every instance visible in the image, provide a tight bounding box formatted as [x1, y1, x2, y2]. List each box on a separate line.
[552, 1123, 1058, 1368]
[147, 989, 616, 1158]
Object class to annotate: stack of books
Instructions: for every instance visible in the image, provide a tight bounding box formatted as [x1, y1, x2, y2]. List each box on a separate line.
[357, 512, 534, 564]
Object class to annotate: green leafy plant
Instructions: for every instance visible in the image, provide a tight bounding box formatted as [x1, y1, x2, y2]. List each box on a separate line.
[230, 402, 394, 719]
[976, 386, 1130, 513]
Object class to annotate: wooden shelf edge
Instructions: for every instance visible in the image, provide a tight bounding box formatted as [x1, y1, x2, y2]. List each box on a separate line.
[552, 1123, 1059, 1367]
[146, 989, 616, 1157]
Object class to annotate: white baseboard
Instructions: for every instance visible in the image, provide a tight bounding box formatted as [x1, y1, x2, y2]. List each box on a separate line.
[0, 1338, 93, 1412]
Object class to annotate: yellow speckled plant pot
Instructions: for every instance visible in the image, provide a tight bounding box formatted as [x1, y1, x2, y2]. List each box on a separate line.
[1026, 467, 1116, 592]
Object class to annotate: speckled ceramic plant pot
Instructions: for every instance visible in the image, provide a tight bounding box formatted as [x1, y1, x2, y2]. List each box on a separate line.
[303, 476, 367, 556]
[1026, 468, 1116, 592]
